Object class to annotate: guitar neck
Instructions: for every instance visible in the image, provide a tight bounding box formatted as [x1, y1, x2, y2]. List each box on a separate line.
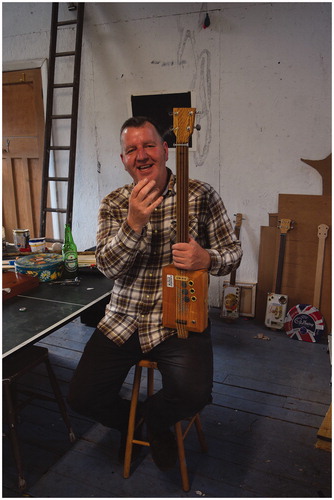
[313, 223, 329, 308]
[176, 145, 189, 243]
[275, 233, 286, 294]
[229, 270, 237, 287]
[229, 225, 241, 286]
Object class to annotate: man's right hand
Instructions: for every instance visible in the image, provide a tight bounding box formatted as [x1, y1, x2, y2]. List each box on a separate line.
[127, 178, 163, 233]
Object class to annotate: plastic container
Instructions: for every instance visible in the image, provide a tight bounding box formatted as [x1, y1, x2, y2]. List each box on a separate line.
[29, 237, 46, 253]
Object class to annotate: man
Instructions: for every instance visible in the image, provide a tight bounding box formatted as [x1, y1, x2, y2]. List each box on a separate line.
[68, 116, 242, 470]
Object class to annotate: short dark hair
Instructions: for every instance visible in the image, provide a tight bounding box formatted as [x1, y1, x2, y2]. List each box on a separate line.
[120, 116, 164, 141]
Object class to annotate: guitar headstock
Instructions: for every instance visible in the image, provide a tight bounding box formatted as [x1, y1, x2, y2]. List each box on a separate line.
[278, 218, 294, 234]
[173, 108, 196, 144]
[318, 223, 329, 239]
[234, 213, 243, 228]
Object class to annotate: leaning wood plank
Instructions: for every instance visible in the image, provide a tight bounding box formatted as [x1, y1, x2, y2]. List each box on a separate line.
[301, 154, 331, 196]
[315, 439, 331, 452]
[317, 403, 332, 442]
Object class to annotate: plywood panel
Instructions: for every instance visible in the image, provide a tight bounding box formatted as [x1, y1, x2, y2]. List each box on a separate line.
[13, 158, 35, 232]
[2, 158, 18, 232]
[2, 68, 46, 241]
[278, 194, 331, 332]
[255, 226, 278, 322]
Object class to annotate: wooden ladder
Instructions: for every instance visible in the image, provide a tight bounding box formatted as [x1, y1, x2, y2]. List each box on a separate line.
[39, 2, 85, 241]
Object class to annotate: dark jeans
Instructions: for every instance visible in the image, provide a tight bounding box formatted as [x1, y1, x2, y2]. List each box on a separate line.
[68, 325, 213, 435]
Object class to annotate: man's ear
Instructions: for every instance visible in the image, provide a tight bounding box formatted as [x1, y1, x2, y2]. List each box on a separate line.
[163, 141, 169, 162]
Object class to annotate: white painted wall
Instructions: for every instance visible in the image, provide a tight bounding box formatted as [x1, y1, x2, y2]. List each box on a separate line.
[2, 2, 331, 306]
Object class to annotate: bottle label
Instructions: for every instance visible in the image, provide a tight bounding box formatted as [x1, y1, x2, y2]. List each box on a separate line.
[64, 252, 78, 271]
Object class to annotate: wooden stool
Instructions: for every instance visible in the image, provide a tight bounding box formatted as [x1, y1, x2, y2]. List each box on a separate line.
[123, 359, 208, 492]
[3, 345, 76, 490]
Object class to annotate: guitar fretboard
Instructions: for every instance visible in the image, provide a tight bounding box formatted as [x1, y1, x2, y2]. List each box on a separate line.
[176, 145, 189, 244]
[275, 234, 287, 294]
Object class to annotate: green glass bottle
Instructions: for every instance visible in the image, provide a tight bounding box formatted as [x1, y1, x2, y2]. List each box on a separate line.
[62, 224, 78, 279]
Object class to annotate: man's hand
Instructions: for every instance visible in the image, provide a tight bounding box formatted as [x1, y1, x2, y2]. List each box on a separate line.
[127, 178, 163, 233]
[172, 237, 211, 270]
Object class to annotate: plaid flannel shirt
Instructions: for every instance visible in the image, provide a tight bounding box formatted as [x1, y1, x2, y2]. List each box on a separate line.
[96, 169, 242, 353]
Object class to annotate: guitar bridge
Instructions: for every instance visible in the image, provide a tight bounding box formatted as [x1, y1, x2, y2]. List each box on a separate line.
[176, 319, 187, 325]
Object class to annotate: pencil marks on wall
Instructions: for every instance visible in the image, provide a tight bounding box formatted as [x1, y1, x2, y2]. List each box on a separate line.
[196, 49, 212, 166]
[177, 29, 212, 166]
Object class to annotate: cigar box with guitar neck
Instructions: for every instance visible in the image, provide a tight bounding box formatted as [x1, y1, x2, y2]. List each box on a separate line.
[221, 213, 243, 319]
[162, 108, 208, 338]
[265, 218, 294, 330]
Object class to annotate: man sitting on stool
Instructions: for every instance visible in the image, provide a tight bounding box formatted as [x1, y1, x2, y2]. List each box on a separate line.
[68, 116, 242, 470]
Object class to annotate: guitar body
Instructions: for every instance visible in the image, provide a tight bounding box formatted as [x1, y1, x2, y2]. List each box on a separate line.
[222, 284, 241, 319]
[162, 264, 208, 336]
[221, 213, 243, 320]
[265, 292, 288, 329]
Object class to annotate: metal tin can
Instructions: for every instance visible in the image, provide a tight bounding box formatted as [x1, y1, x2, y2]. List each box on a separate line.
[13, 229, 30, 250]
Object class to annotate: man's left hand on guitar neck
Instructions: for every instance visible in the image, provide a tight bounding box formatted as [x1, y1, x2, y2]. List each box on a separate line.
[172, 237, 211, 270]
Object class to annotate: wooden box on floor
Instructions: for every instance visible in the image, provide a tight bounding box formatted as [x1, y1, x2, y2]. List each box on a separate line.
[221, 282, 256, 318]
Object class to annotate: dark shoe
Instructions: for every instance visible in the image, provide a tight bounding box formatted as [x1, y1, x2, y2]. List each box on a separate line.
[148, 429, 178, 471]
[118, 421, 143, 464]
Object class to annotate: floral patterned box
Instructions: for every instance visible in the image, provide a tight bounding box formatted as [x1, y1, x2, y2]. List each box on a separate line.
[14, 253, 64, 282]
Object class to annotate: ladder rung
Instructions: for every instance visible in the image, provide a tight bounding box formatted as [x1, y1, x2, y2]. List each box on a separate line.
[55, 51, 76, 57]
[47, 177, 69, 182]
[44, 208, 67, 214]
[51, 114, 72, 119]
[49, 146, 70, 150]
[53, 83, 74, 89]
[57, 20, 78, 27]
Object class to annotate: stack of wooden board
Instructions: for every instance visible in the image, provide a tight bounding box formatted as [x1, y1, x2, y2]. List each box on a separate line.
[256, 195, 331, 333]
[78, 253, 96, 267]
[256, 155, 331, 334]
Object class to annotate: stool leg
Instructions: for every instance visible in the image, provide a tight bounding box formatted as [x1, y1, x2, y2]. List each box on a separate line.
[194, 414, 208, 452]
[147, 366, 154, 396]
[174, 421, 190, 492]
[123, 364, 142, 478]
[43, 358, 76, 442]
[3, 380, 27, 491]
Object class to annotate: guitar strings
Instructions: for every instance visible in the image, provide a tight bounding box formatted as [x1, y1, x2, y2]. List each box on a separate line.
[175, 144, 189, 338]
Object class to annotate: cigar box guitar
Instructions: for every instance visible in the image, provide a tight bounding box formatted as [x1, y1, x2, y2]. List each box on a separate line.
[162, 108, 208, 338]
[221, 213, 243, 319]
[265, 218, 293, 330]
[284, 223, 328, 342]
